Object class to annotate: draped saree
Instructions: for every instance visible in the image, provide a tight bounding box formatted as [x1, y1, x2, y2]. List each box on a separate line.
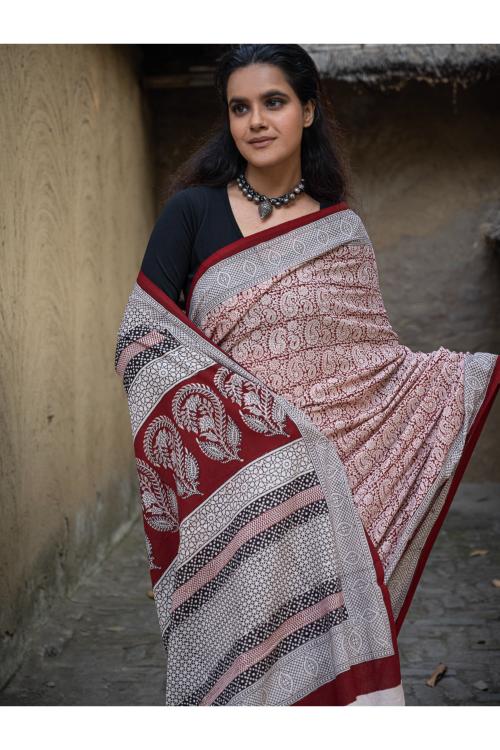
[114, 200, 500, 706]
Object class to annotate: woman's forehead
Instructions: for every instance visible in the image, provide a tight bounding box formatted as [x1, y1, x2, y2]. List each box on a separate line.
[226, 63, 292, 98]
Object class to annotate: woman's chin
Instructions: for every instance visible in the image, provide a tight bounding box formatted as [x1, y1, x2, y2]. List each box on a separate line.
[244, 152, 287, 170]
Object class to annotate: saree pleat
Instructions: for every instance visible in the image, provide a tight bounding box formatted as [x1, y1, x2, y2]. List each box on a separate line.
[115, 202, 499, 705]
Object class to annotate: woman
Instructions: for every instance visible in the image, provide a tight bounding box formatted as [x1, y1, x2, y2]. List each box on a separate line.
[115, 44, 500, 706]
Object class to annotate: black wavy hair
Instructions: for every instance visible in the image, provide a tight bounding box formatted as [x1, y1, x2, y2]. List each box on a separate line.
[165, 44, 353, 205]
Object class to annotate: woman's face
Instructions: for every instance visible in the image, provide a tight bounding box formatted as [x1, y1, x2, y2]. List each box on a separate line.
[226, 63, 314, 169]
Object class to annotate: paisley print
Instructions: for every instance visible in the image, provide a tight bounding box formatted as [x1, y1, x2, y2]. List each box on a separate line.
[199, 242, 474, 571]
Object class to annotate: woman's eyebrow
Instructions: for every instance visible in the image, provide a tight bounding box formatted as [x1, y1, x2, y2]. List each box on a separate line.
[228, 89, 289, 105]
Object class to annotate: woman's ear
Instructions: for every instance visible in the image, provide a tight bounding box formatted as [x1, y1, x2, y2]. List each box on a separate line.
[303, 100, 315, 128]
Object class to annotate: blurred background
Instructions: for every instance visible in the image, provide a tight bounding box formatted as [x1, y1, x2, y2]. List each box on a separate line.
[1, 43, 499, 704]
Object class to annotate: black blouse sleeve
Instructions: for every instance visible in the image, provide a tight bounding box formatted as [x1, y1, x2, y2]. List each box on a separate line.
[139, 189, 197, 305]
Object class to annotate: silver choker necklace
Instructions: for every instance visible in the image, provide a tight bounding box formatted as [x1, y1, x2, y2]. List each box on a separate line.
[236, 173, 305, 220]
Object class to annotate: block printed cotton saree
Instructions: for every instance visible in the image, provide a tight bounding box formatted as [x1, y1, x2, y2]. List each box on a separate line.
[115, 201, 500, 706]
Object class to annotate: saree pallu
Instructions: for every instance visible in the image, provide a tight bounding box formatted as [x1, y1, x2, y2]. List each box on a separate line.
[115, 201, 500, 706]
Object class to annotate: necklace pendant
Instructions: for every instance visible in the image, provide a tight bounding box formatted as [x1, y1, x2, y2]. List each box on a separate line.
[258, 199, 273, 220]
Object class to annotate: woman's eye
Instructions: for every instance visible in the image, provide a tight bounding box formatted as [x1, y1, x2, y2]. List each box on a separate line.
[230, 99, 284, 115]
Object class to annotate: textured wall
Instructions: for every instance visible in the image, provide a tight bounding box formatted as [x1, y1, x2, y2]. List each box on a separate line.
[0, 44, 155, 687]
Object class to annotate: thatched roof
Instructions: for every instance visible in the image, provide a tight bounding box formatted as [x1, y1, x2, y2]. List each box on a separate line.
[303, 44, 500, 88]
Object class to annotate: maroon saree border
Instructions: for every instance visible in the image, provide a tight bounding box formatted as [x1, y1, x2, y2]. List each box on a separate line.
[292, 651, 403, 706]
[137, 269, 233, 358]
[185, 200, 349, 316]
[394, 354, 500, 635]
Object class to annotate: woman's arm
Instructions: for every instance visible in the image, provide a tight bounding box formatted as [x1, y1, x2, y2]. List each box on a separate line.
[139, 189, 196, 305]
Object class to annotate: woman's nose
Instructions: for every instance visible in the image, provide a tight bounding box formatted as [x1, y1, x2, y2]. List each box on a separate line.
[248, 104, 266, 128]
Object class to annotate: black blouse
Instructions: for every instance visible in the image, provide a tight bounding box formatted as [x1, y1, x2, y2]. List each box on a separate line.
[140, 185, 334, 308]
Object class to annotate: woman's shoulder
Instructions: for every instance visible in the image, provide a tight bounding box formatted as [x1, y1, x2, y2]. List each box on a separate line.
[162, 184, 223, 212]
[153, 185, 224, 244]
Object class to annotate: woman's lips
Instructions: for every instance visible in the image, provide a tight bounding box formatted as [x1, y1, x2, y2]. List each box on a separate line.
[249, 138, 275, 149]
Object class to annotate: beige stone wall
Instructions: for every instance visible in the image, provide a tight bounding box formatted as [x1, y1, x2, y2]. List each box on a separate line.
[0, 44, 155, 686]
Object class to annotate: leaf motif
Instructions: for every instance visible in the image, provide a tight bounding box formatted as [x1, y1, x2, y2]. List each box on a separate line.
[199, 414, 215, 432]
[226, 417, 241, 451]
[141, 491, 157, 510]
[228, 377, 244, 403]
[212, 398, 227, 439]
[243, 390, 261, 407]
[241, 413, 271, 434]
[272, 399, 286, 424]
[198, 440, 229, 462]
[154, 429, 171, 467]
[174, 475, 192, 498]
[245, 403, 266, 417]
[147, 509, 177, 532]
[184, 451, 200, 483]
[199, 429, 218, 442]
[145, 534, 161, 570]
[137, 460, 180, 533]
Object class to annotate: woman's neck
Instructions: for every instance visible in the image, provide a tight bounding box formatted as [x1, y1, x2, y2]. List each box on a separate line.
[243, 162, 302, 198]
